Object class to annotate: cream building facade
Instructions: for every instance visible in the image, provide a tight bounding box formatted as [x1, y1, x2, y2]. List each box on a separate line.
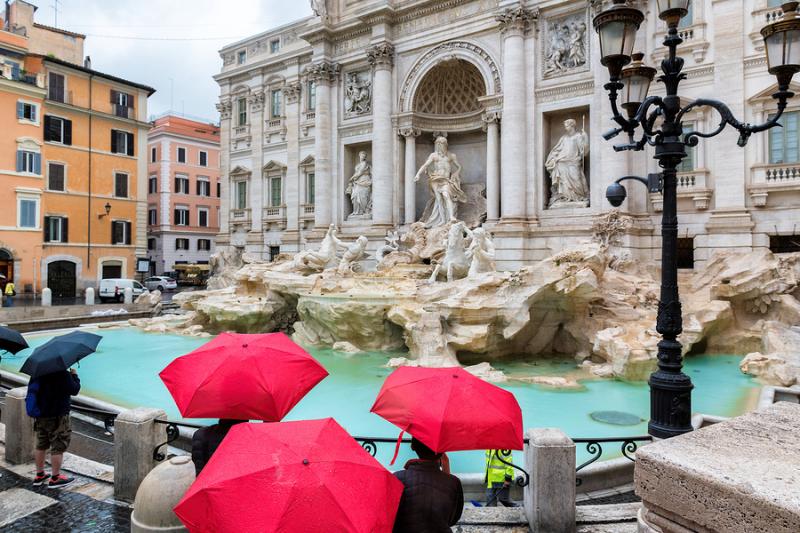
[214, 0, 799, 270]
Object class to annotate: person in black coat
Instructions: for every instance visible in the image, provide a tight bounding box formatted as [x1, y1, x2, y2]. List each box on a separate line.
[191, 419, 246, 475]
[392, 437, 464, 533]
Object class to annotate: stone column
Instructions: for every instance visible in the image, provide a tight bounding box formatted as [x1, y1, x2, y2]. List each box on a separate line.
[400, 127, 420, 225]
[525, 428, 576, 533]
[284, 81, 302, 237]
[114, 407, 167, 502]
[367, 42, 396, 227]
[215, 99, 232, 241]
[497, 7, 533, 223]
[2, 387, 34, 464]
[483, 112, 501, 222]
[308, 61, 339, 229]
[248, 90, 266, 240]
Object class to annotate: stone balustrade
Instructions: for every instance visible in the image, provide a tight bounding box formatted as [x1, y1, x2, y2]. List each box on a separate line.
[650, 169, 712, 211]
[749, 163, 800, 206]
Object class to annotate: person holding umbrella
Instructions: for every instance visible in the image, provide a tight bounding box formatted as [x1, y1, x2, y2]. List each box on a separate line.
[21, 330, 102, 487]
[392, 437, 463, 533]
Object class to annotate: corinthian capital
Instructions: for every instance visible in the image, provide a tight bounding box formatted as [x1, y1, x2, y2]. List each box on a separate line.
[305, 61, 341, 85]
[496, 6, 535, 36]
[284, 81, 302, 104]
[216, 100, 232, 120]
[399, 127, 420, 138]
[366, 42, 395, 70]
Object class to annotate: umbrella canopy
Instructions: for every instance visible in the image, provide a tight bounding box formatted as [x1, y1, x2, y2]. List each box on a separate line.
[371, 366, 524, 453]
[174, 418, 404, 533]
[159, 332, 328, 421]
[20, 331, 102, 378]
[0, 325, 28, 355]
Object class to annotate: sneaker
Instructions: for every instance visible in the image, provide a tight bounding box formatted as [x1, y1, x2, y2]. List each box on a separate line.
[32, 471, 48, 486]
[47, 474, 74, 489]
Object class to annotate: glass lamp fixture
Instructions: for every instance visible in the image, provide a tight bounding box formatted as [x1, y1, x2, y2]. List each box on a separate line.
[762, 2, 800, 90]
[593, 0, 645, 80]
[620, 53, 657, 118]
[656, 0, 691, 28]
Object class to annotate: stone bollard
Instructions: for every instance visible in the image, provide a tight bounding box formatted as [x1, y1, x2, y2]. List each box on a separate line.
[124, 287, 133, 304]
[131, 455, 195, 532]
[114, 407, 167, 502]
[85, 287, 95, 306]
[525, 428, 576, 533]
[2, 387, 35, 464]
[41, 287, 52, 307]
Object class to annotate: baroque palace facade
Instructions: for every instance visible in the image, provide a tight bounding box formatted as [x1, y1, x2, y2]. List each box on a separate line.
[215, 0, 798, 270]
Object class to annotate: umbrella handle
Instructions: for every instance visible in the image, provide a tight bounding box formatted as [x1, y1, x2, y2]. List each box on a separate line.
[389, 430, 405, 466]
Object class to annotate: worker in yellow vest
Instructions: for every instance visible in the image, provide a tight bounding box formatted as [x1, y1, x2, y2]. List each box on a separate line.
[3, 280, 15, 307]
[484, 449, 518, 507]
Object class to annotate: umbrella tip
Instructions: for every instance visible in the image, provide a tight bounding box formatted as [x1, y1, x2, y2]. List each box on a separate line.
[303, 459, 309, 465]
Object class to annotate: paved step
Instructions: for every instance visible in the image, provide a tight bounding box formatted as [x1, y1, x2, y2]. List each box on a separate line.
[454, 507, 529, 532]
[577, 502, 640, 524]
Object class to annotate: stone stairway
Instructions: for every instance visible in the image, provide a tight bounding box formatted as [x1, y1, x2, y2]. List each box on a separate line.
[452, 502, 640, 532]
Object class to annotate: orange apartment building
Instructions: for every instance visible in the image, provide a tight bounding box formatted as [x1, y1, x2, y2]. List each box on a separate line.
[0, 0, 154, 298]
[147, 115, 220, 274]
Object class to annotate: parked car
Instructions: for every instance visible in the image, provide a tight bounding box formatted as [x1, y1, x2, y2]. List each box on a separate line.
[144, 276, 177, 292]
[98, 278, 147, 303]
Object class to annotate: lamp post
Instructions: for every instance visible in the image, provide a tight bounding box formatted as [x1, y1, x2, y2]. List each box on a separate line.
[594, 0, 800, 439]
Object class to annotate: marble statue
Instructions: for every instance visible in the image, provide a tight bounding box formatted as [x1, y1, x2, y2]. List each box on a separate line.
[376, 230, 400, 263]
[466, 227, 496, 276]
[546, 118, 589, 208]
[346, 151, 372, 218]
[544, 19, 587, 76]
[292, 224, 343, 272]
[344, 72, 372, 116]
[337, 235, 369, 275]
[310, 0, 327, 18]
[429, 222, 471, 282]
[414, 136, 467, 228]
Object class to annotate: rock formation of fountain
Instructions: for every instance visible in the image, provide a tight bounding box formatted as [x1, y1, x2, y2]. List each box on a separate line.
[130, 211, 800, 388]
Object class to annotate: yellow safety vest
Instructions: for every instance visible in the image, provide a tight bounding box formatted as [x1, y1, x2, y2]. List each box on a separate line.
[485, 449, 514, 487]
[4, 282, 14, 296]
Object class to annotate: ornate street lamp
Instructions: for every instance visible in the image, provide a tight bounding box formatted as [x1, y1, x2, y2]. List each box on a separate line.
[594, 0, 800, 439]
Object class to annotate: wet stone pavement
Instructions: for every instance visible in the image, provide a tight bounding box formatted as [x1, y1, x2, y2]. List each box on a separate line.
[0, 466, 130, 532]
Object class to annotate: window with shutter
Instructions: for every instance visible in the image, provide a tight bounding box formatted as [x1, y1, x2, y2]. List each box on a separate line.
[177, 147, 186, 163]
[63, 120, 72, 145]
[126, 133, 134, 156]
[112, 220, 122, 244]
[62, 218, 68, 243]
[199, 151, 208, 166]
[43, 216, 51, 242]
[270, 177, 282, 207]
[769, 111, 800, 164]
[48, 163, 65, 191]
[48, 72, 65, 102]
[149, 176, 157, 194]
[114, 173, 128, 198]
[198, 209, 208, 227]
[125, 222, 131, 245]
[18, 198, 37, 228]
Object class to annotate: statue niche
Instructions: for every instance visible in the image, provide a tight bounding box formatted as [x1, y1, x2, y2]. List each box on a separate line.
[546, 115, 590, 209]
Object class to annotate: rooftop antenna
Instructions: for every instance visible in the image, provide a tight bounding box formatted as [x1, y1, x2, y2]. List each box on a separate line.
[51, 0, 60, 27]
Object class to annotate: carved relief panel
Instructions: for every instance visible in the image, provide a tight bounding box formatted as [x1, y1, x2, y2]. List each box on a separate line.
[343, 70, 372, 118]
[542, 11, 589, 79]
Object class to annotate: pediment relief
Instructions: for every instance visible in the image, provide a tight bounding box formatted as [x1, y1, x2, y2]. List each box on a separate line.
[299, 155, 315, 168]
[230, 165, 252, 177]
[263, 160, 287, 173]
[749, 81, 800, 103]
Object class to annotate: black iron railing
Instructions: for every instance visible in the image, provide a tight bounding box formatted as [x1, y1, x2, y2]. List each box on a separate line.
[573, 436, 653, 486]
[153, 420, 204, 461]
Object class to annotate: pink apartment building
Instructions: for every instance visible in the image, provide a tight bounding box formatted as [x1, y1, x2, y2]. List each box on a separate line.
[147, 114, 220, 275]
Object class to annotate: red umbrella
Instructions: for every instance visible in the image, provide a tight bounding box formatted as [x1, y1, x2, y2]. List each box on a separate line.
[159, 332, 328, 421]
[174, 418, 404, 533]
[370, 366, 524, 454]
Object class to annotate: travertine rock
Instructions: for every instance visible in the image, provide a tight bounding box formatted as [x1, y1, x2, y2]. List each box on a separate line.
[131, 247, 800, 386]
[740, 322, 800, 386]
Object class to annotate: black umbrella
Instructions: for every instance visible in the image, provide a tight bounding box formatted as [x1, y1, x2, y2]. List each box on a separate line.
[0, 326, 28, 355]
[20, 331, 102, 378]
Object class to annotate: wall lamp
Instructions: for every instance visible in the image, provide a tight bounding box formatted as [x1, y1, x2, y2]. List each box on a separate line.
[98, 202, 112, 219]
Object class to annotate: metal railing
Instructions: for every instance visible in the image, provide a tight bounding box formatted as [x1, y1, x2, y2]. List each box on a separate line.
[573, 436, 653, 486]
[153, 420, 205, 461]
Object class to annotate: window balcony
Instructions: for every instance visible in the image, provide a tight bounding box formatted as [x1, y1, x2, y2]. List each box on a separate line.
[0, 64, 45, 88]
[650, 169, 712, 211]
[749, 162, 800, 207]
[263, 205, 286, 230]
[749, 5, 786, 52]
[233, 124, 250, 138]
[653, 22, 710, 64]
[301, 204, 315, 219]
[230, 208, 251, 230]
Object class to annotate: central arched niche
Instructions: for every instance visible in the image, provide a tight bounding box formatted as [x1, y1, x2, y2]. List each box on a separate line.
[411, 58, 488, 222]
[412, 58, 486, 115]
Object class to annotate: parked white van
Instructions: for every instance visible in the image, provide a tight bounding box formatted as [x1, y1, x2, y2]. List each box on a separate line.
[98, 278, 147, 303]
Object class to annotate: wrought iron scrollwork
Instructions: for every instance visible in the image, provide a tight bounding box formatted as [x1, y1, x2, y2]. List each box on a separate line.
[494, 449, 530, 487]
[573, 436, 652, 487]
[153, 423, 180, 462]
[359, 439, 378, 457]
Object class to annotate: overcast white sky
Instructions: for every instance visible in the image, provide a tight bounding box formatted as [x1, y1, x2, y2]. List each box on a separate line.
[41, 0, 313, 121]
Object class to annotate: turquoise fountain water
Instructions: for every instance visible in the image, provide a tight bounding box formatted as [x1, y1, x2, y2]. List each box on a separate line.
[0, 327, 760, 473]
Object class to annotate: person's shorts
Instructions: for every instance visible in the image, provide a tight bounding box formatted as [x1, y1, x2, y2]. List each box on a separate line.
[34, 416, 71, 453]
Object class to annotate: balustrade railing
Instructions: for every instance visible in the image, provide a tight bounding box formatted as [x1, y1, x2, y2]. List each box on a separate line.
[765, 164, 800, 182]
[153, 420, 204, 461]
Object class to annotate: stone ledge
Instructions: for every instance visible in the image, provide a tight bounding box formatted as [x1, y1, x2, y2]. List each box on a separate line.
[635, 402, 800, 533]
